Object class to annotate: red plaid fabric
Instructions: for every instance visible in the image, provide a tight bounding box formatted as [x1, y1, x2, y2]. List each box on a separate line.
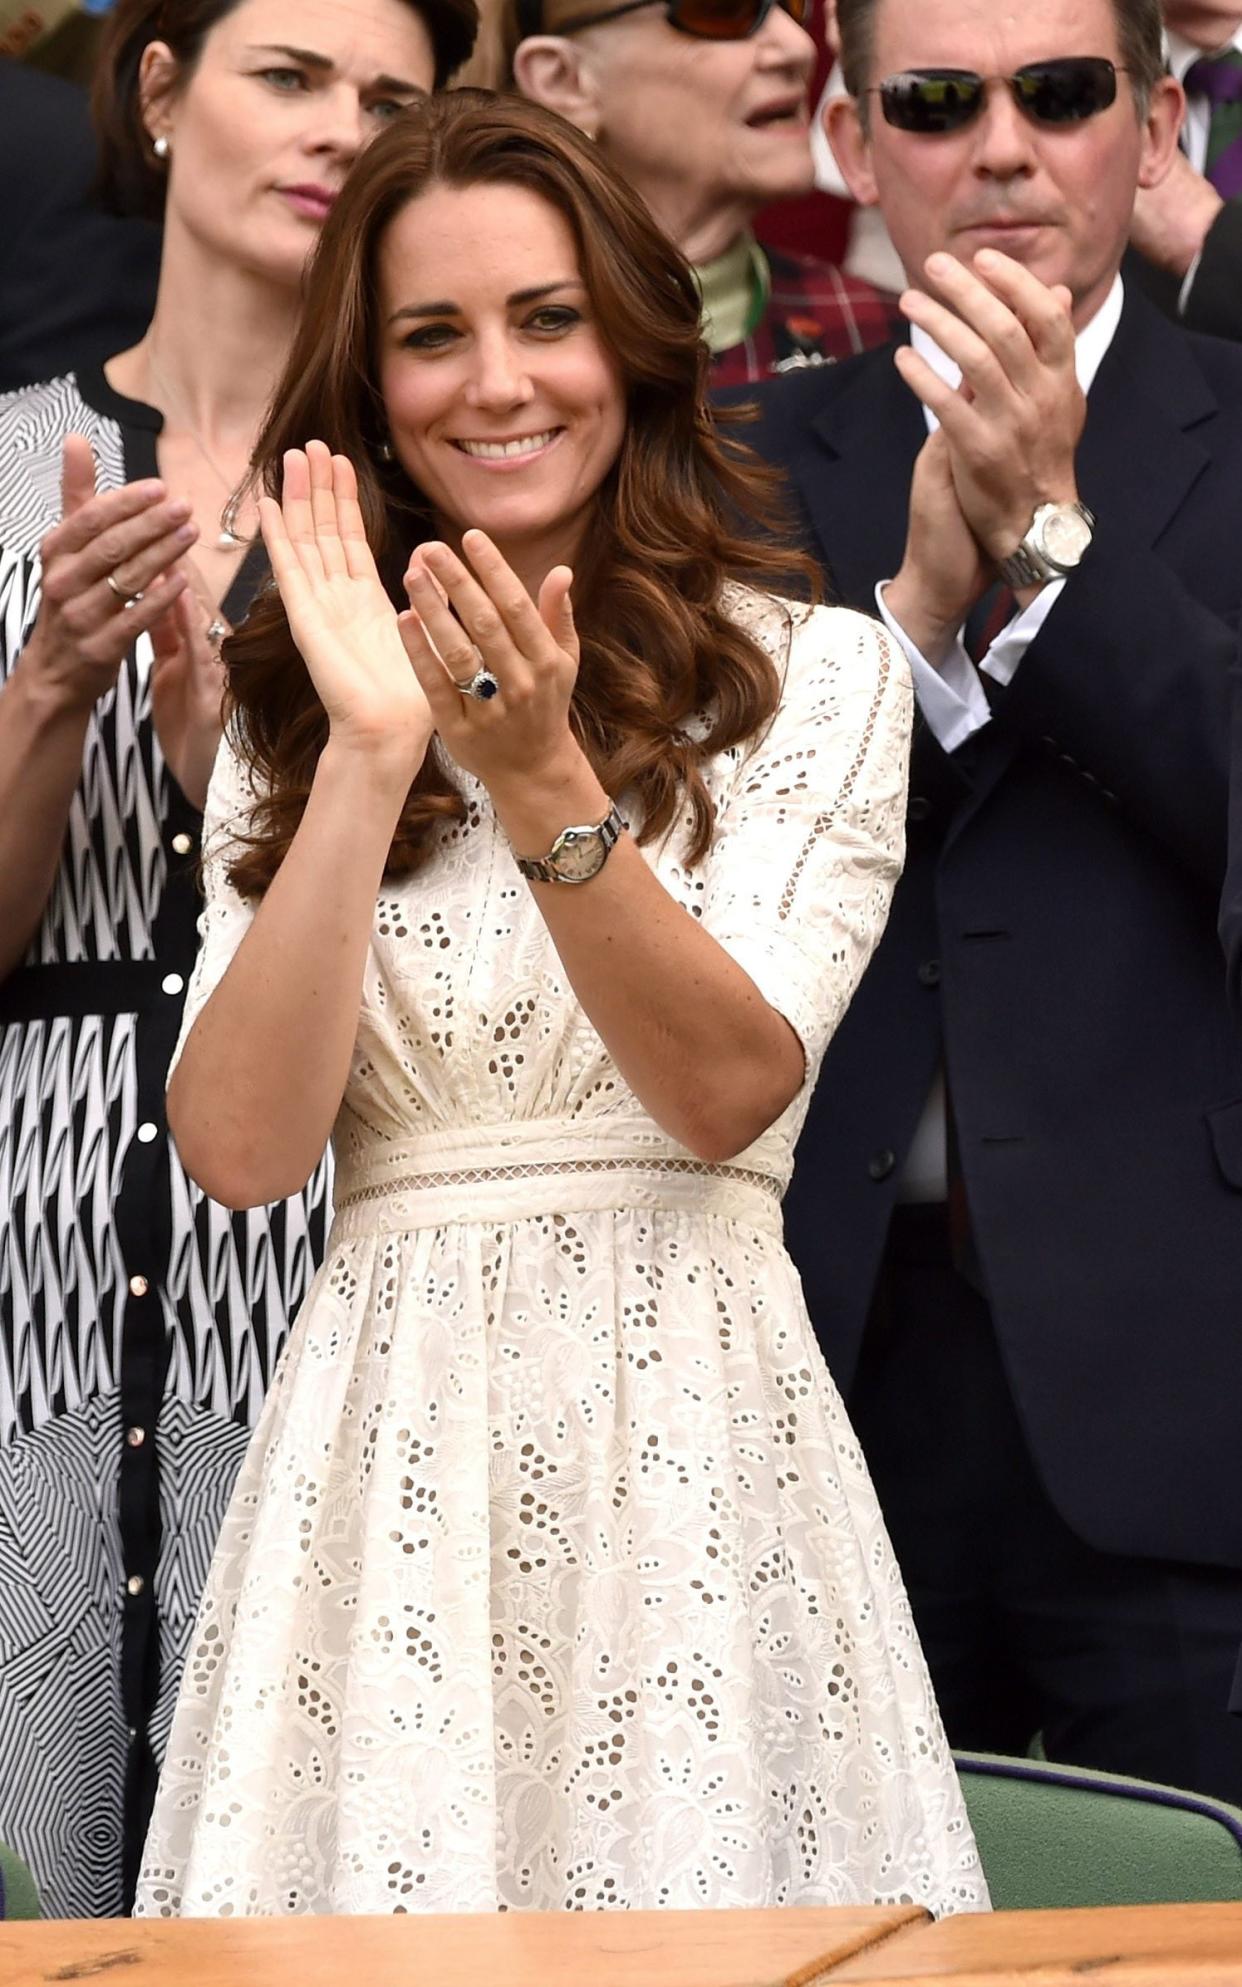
[711, 247, 904, 387]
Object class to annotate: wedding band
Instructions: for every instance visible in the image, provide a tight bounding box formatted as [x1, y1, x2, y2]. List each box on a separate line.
[105, 571, 144, 609]
[453, 664, 501, 702]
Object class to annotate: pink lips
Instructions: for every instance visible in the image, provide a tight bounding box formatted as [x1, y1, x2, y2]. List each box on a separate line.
[281, 184, 338, 223]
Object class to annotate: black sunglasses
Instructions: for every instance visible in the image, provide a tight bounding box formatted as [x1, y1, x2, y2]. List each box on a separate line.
[873, 56, 1126, 134]
[517, 0, 810, 43]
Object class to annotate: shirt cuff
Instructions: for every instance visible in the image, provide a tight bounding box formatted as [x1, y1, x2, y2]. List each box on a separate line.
[980, 578, 1065, 687]
[875, 581, 991, 753]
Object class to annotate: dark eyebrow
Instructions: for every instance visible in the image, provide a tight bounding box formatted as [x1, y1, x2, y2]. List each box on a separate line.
[247, 44, 427, 96]
[386, 280, 586, 326]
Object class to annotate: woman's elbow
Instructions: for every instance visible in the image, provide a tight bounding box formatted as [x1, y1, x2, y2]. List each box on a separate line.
[168, 1085, 309, 1211]
[676, 1053, 805, 1163]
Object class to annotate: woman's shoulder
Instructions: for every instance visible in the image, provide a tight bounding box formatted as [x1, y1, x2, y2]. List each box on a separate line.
[0, 371, 124, 551]
[721, 582, 912, 701]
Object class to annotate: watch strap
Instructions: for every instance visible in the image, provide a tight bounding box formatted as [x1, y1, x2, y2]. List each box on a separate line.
[514, 802, 626, 885]
[997, 538, 1056, 588]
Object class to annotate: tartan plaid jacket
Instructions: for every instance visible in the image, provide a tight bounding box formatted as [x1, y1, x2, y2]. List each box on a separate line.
[711, 247, 903, 387]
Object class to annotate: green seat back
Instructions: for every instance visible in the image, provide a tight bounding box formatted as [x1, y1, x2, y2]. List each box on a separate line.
[955, 1751, 1242, 1912]
[0, 1839, 40, 1920]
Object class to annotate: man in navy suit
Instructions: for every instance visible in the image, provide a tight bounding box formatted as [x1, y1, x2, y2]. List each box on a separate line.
[745, 0, 1242, 1797]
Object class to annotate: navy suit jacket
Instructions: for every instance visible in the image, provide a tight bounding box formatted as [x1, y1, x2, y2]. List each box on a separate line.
[0, 62, 161, 395]
[743, 289, 1242, 1570]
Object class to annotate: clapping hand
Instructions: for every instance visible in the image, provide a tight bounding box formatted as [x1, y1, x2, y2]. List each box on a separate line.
[258, 441, 433, 780]
[401, 532, 581, 793]
[24, 434, 196, 710]
[895, 249, 1085, 566]
[149, 585, 227, 809]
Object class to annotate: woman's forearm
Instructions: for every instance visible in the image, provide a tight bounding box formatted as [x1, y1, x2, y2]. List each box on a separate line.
[168, 740, 415, 1208]
[0, 661, 96, 980]
[491, 752, 805, 1161]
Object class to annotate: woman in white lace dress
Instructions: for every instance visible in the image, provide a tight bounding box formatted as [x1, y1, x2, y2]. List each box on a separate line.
[136, 92, 987, 1919]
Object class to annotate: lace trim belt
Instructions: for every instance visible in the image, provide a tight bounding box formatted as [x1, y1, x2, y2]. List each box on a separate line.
[331, 1117, 786, 1238]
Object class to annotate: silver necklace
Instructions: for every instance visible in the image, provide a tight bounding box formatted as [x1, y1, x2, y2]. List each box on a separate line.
[147, 352, 253, 551]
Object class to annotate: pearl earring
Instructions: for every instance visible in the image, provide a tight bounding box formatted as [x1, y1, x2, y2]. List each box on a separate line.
[153, 135, 170, 160]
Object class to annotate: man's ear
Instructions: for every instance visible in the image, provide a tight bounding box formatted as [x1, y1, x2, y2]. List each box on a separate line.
[513, 37, 603, 138]
[1137, 73, 1187, 190]
[824, 93, 878, 206]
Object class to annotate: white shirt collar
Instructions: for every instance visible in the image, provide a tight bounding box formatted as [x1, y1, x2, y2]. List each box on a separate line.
[1167, 24, 1242, 85]
[910, 272, 1124, 431]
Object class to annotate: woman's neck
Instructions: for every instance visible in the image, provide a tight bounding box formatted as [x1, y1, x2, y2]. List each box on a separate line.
[107, 221, 300, 445]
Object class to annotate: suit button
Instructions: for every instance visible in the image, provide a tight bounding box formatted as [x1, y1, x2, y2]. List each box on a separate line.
[907, 795, 931, 823]
[917, 959, 941, 988]
[868, 1148, 896, 1182]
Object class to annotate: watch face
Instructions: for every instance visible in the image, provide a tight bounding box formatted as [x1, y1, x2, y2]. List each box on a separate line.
[550, 827, 607, 883]
[1038, 505, 1092, 568]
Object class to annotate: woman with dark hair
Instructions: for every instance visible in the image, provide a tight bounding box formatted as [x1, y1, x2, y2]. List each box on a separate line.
[135, 91, 986, 1919]
[0, 0, 476, 1920]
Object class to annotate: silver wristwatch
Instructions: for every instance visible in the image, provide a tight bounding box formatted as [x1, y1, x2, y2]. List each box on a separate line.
[997, 500, 1095, 588]
[514, 802, 627, 885]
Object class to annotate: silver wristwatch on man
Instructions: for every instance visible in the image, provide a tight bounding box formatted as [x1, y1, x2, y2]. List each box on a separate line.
[997, 500, 1096, 589]
[514, 802, 627, 885]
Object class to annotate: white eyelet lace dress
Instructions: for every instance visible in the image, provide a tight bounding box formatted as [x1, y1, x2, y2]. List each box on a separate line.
[134, 591, 988, 1919]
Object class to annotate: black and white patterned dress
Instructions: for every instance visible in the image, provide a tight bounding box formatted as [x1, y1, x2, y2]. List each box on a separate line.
[0, 369, 330, 1918]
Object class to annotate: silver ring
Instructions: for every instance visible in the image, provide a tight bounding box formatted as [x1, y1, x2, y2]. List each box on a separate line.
[105, 571, 144, 610]
[453, 665, 500, 702]
[206, 619, 228, 651]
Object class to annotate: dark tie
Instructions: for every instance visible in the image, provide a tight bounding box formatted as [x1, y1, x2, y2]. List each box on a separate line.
[1184, 48, 1242, 199]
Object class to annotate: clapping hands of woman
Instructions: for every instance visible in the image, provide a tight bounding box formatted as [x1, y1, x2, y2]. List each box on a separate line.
[258, 441, 434, 789]
[23, 434, 226, 807]
[261, 440, 589, 816]
[401, 532, 581, 799]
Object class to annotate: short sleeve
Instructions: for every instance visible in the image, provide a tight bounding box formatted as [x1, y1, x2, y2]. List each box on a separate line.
[168, 727, 263, 1082]
[701, 597, 912, 1078]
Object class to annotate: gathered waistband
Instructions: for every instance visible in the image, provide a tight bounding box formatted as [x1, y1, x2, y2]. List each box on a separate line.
[331, 1116, 785, 1239]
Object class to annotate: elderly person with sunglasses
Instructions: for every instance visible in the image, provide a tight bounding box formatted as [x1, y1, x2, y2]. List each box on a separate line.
[739, 0, 1242, 1801]
[501, 0, 901, 382]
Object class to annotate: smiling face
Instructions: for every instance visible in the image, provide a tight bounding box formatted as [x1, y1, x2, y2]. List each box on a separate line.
[827, 0, 1181, 327]
[147, 0, 439, 288]
[576, 3, 816, 250]
[376, 180, 627, 586]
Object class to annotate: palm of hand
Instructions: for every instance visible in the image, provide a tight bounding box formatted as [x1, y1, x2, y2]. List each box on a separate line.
[149, 588, 226, 808]
[260, 444, 432, 756]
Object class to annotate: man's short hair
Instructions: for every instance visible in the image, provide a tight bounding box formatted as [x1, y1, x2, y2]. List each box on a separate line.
[835, 0, 1165, 115]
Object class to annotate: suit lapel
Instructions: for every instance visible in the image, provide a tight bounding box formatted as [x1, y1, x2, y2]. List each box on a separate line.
[943, 290, 1219, 847]
[1073, 289, 1215, 547]
[793, 347, 926, 607]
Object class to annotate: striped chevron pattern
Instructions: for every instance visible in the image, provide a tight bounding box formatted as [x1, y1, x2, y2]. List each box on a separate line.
[0, 373, 329, 1917]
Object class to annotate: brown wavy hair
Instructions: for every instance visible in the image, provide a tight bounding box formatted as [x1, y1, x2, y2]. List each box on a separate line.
[224, 89, 818, 897]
